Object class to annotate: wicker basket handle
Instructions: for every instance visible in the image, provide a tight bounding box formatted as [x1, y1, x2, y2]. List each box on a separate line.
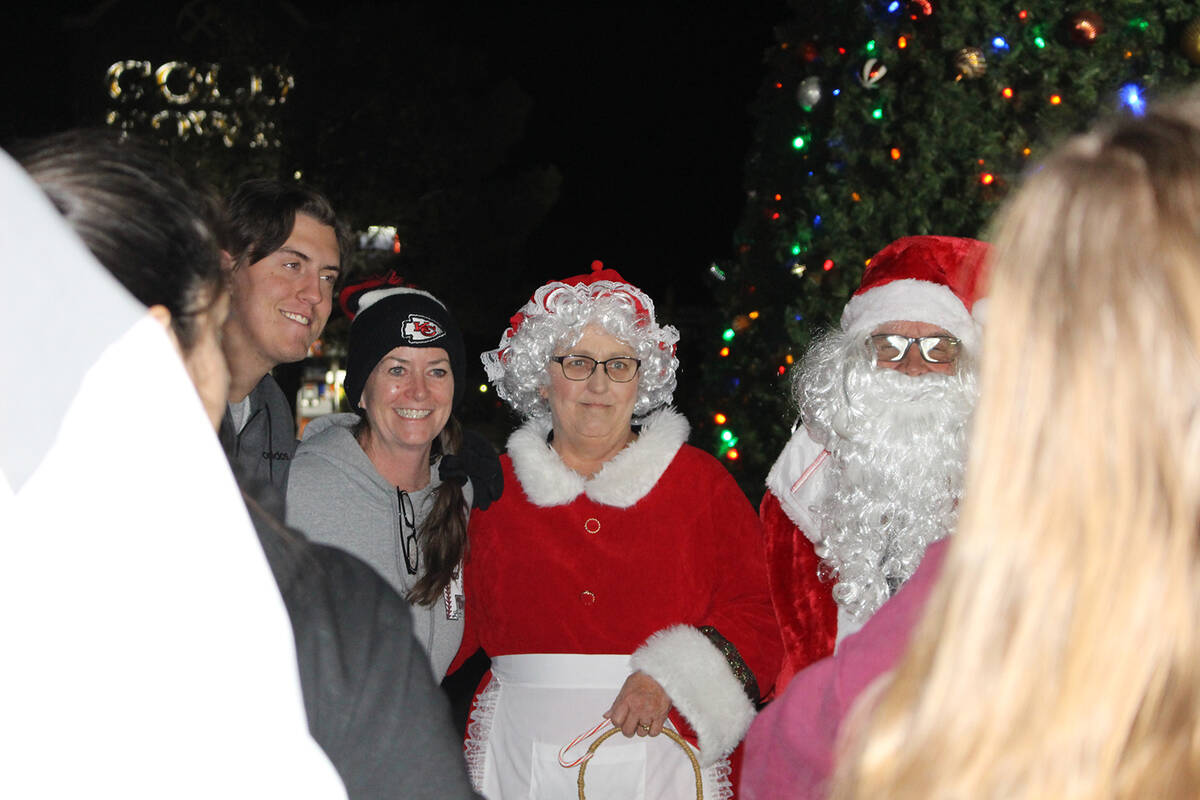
[576, 726, 703, 800]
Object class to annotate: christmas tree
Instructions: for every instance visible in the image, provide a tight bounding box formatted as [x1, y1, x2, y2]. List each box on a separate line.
[700, 0, 1200, 499]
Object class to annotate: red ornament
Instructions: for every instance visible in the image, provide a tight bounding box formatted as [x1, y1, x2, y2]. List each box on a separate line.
[907, 0, 933, 19]
[801, 41, 820, 63]
[1068, 11, 1104, 46]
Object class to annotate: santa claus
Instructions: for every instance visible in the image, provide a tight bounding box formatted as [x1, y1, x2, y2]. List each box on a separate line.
[761, 235, 990, 690]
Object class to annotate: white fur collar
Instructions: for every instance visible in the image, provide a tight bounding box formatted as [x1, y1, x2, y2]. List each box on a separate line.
[507, 407, 690, 508]
[764, 424, 830, 544]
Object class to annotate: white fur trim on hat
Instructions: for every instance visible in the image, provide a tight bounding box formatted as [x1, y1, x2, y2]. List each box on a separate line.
[630, 625, 757, 766]
[840, 278, 980, 352]
[356, 286, 443, 316]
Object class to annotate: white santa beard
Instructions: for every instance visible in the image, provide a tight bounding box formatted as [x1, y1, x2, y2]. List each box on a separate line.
[798, 333, 975, 623]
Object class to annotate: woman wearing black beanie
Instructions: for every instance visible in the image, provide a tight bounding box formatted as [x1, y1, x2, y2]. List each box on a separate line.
[287, 271, 501, 680]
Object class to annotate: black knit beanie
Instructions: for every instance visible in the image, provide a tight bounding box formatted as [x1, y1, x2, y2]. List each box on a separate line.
[342, 281, 466, 412]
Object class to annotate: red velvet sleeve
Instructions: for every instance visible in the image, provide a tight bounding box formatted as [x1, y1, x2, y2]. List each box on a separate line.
[640, 456, 785, 784]
[759, 491, 837, 694]
[697, 466, 785, 702]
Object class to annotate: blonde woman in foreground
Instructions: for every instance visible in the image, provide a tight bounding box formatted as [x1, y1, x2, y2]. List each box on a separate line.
[828, 94, 1200, 798]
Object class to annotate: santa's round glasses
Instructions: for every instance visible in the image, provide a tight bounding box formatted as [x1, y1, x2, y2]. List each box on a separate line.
[551, 355, 642, 382]
[867, 334, 960, 364]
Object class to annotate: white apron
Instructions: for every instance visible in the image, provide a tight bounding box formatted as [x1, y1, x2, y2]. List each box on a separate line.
[467, 654, 729, 800]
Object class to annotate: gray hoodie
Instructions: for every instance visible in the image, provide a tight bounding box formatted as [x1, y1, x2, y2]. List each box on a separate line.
[219, 373, 296, 494]
[286, 413, 469, 679]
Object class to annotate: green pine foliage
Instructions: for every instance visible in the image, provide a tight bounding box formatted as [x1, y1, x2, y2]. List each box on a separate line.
[701, 0, 1200, 500]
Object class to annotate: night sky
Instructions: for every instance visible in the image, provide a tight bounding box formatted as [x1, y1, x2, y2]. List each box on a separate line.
[445, 1, 787, 305]
[8, 1, 786, 300]
[5, 1, 788, 418]
[439, 0, 789, 418]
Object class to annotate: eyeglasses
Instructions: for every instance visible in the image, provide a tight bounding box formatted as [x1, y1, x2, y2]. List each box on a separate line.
[551, 354, 642, 382]
[867, 334, 961, 364]
[397, 488, 418, 576]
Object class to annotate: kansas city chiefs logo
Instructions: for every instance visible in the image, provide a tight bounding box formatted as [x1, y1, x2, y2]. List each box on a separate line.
[402, 314, 445, 343]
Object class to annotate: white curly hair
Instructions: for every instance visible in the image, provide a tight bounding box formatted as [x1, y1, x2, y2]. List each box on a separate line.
[482, 277, 680, 420]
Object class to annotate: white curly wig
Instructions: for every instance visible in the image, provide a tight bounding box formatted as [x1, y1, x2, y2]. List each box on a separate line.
[481, 266, 680, 420]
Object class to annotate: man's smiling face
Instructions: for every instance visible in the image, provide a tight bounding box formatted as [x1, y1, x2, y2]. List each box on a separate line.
[225, 212, 341, 370]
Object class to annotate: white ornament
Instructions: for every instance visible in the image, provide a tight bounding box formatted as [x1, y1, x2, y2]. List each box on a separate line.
[858, 58, 887, 89]
[797, 76, 822, 108]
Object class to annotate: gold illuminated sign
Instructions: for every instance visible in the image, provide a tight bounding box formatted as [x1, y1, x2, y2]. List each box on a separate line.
[105, 61, 294, 148]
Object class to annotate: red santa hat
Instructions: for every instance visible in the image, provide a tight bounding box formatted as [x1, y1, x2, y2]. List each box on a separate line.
[500, 259, 654, 340]
[839, 235, 990, 352]
[560, 259, 636, 290]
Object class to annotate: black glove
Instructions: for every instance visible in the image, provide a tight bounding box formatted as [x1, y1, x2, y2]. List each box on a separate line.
[439, 429, 504, 511]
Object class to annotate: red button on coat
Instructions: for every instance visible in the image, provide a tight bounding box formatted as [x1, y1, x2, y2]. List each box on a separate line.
[580, 591, 596, 606]
[584, 518, 601, 534]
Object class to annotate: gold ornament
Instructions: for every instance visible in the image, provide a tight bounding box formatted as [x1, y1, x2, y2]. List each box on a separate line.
[1068, 11, 1105, 46]
[954, 47, 987, 80]
[1182, 19, 1200, 65]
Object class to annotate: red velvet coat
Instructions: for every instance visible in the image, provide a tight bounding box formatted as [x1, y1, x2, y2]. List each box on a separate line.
[759, 492, 837, 691]
[459, 409, 782, 772]
[761, 427, 838, 693]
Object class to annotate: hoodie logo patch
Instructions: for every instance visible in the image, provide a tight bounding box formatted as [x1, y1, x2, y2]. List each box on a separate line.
[402, 314, 445, 343]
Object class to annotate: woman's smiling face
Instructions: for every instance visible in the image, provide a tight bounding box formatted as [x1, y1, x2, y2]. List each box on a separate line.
[359, 346, 454, 455]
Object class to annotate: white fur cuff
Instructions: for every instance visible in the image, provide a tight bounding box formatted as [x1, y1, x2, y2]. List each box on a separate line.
[631, 624, 757, 766]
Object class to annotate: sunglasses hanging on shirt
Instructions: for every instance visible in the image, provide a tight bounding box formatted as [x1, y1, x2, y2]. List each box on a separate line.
[397, 488, 419, 576]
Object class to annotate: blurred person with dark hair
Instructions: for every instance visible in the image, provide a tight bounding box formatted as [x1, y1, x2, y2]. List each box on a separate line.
[1, 131, 343, 797]
[15, 130, 480, 800]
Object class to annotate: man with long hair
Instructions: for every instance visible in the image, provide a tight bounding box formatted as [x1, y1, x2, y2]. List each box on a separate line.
[762, 235, 988, 689]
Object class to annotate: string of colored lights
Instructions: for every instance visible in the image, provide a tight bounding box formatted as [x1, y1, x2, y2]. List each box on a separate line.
[709, 3, 1198, 466]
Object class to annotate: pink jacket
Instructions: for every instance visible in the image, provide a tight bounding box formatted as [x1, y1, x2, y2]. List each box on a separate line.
[739, 538, 949, 799]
